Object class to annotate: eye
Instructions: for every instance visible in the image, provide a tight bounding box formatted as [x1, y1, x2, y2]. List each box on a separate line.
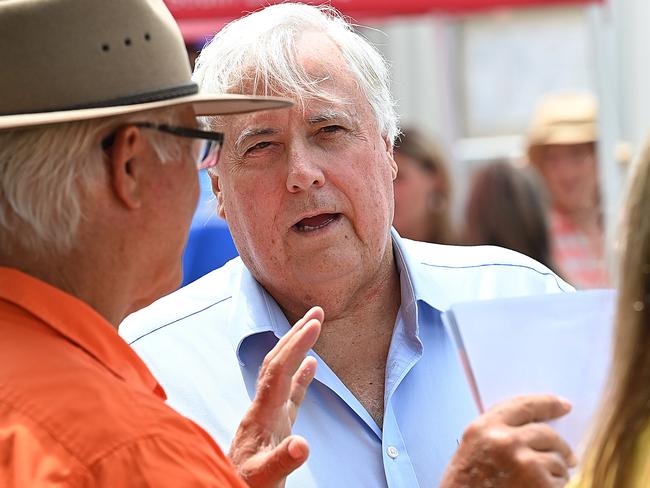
[320, 125, 344, 134]
[245, 141, 273, 155]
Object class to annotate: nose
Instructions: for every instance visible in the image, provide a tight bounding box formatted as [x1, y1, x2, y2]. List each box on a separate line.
[285, 145, 325, 193]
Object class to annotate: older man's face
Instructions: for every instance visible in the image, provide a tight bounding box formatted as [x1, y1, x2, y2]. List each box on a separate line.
[212, 32, 397, 302]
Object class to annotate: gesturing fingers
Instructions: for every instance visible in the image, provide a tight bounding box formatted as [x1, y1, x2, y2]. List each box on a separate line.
[288, 356, 318, 423]
[264, 306, 324, 364]
[238, 435, 310, 488]
[254, 314, 322, 409]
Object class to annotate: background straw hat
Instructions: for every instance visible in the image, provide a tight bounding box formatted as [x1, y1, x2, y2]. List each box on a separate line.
[526, 93, 598, 165]
[0, 0, 290, 130]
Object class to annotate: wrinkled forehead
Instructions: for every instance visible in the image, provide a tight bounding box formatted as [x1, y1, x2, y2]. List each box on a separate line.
[218, 96, 362, 143]
[202, 31, 385, 146]
[209, 83, 368, 142]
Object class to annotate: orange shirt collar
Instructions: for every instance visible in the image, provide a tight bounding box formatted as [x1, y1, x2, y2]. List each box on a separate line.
[0, 267, 165, 399]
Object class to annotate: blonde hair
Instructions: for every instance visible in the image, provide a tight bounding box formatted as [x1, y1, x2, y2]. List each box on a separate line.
[194, 2, 399, 145]
[582, 138, 650, 487]
[0, 107, 187, 255]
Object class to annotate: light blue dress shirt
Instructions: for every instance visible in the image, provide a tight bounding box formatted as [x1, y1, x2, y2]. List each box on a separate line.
[121, 230, 572, 487]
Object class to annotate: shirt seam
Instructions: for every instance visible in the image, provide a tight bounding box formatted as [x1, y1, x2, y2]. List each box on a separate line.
[420, 261, 566, 290]
[85, 431, 192, 472]
[128, 296, 232, 345]
[0, 391, 209, 478]
[0, 394, 92, 476]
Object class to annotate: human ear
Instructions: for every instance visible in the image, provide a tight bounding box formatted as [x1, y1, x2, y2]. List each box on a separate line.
[384, 135, 398, 180]
[209, 171, 227, 220]
[105, 126, 149, 210]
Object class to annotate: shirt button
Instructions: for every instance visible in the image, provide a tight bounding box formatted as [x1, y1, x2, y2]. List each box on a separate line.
[387, 446, 399, 459]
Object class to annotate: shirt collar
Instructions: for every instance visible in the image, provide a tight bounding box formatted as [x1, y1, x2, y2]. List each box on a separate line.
[391, 227, 446, 312]
[391, 228, 468, 312]
[0, 267, 164, 398]
[228, 228, 449, 365]
[226, 264, 290, 366]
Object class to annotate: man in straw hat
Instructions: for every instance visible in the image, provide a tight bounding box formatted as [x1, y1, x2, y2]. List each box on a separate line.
[527, 92, 608, 289]
[0, 0, 323, 486]
[122, 4, 577, 487]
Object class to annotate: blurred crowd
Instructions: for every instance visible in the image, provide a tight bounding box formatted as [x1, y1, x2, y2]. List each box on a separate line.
[3, 1, 650, 488]
[185, 89, 610, 291]
[393, 92, 608, 290]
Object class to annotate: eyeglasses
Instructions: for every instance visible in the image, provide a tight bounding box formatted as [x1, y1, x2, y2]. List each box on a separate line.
[101, 122, 224, 170]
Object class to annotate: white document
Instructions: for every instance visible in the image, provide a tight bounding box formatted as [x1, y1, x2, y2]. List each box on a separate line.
[442, 289, 616, 453]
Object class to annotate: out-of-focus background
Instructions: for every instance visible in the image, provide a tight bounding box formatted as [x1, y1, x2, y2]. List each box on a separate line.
[171, 0, 645, 290]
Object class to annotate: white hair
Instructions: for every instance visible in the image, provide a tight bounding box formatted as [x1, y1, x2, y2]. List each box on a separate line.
[0, 107, 188, 255]
[194, 2, 399, 145]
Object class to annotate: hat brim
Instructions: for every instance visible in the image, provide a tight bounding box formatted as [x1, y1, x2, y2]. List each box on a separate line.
[528, 125, 597, 148]
[0, 94, 291, 131]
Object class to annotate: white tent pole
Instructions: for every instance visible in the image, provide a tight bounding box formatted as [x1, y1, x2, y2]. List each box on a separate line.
[587, 2, 626, 284]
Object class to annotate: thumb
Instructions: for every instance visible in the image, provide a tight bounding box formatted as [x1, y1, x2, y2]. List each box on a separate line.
[501, 394, 572, 426]
[244, 436, 309, 488]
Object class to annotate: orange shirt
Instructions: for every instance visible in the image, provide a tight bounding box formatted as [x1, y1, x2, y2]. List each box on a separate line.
[0, 267, 247, 487]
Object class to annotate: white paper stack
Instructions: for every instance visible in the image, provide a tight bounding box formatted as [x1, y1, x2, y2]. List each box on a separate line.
[442, 289, 616, 453]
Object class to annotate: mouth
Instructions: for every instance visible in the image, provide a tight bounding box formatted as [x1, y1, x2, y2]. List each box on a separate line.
[293, 213, 341, 232]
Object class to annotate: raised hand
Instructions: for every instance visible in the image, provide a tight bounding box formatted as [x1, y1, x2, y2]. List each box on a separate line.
[228, 306, 323, 488]
[440, 394, 577, 488]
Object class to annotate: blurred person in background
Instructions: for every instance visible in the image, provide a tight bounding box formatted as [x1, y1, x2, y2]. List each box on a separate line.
[527, 93, 608, 288]
[0, 0, 320, 486]
[181, 42, 240, 287]
[182, 170, 239, 286]
[463, 159, 558, 274]
[122, 4, 577, 487]
[393, 127, 456, 244]
[566, 138, 650, 488]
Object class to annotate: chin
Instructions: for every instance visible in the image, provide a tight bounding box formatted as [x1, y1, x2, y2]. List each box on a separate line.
[297, 250, 361, 280]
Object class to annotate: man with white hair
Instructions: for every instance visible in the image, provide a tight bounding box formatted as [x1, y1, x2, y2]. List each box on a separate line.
[122, 3, 576, 487]
[0, 0, 325, 486]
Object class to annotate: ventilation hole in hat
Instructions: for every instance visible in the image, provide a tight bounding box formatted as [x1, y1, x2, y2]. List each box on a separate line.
[124, 38, 132, 46]
[144, 33, 151, 41]
[102, 44, 110, 52]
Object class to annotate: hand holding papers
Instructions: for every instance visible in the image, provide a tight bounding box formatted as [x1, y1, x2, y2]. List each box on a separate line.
[440, 394, 576, 487]
[442, 289, 616, 454]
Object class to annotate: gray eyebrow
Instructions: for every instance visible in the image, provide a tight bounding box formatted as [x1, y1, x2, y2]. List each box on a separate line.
[233, 111, 353, 150]
[307, 110, 352, 125]
[234, 127, 280, 151]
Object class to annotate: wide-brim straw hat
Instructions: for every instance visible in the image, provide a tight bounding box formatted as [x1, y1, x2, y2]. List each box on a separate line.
[526, 93, 598, 166]
[0, 0, 291, 131]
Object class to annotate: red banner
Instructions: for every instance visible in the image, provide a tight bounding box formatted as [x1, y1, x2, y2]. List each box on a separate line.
[166, 0, 600, 19]
[168, 0, 602, 43]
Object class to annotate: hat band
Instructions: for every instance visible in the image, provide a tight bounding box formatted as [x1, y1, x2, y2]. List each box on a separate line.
[0, 83, 199, 116]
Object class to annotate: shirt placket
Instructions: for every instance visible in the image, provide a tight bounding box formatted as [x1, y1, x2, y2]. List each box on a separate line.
[381, 302, 423, 488]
